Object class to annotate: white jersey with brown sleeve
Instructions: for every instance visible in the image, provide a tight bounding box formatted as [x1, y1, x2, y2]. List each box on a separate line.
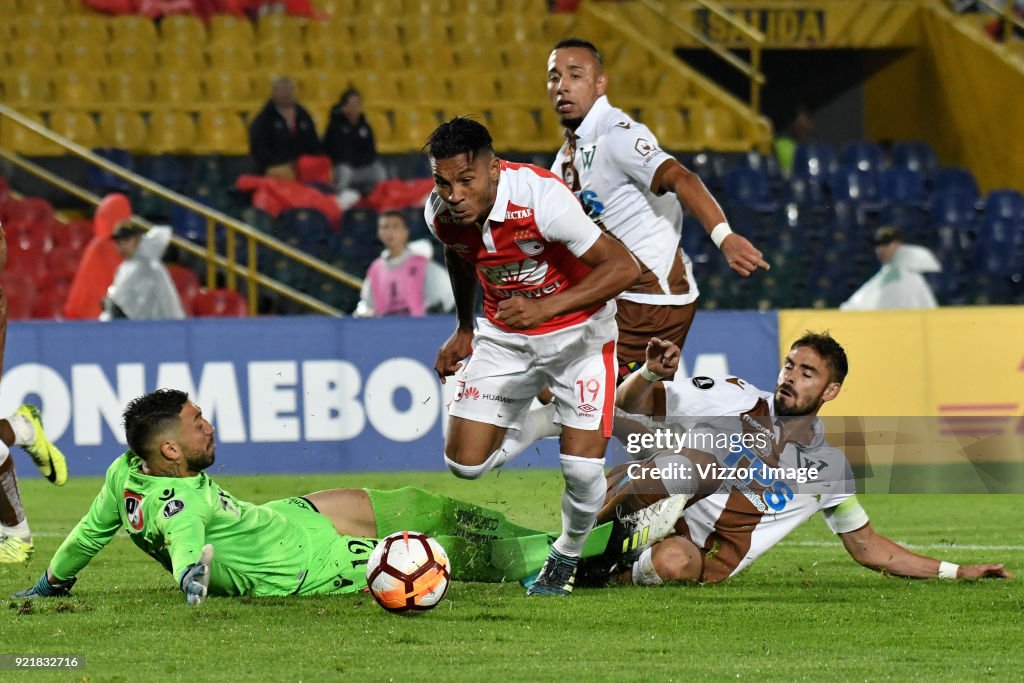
[551, 95, 697, 306]
[650, 375, 867, 582]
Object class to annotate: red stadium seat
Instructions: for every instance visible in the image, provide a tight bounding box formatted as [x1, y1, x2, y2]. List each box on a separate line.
[58, 219, 95, 251]
[2, 197, 55, 225]
[0, 274, 36, 320]
[45, 246, 83, 281]
[192, 288, 248, 317]
[167, 263, 201, 315]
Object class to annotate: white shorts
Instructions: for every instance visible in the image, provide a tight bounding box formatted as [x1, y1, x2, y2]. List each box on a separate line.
[449, 304, 618, 435]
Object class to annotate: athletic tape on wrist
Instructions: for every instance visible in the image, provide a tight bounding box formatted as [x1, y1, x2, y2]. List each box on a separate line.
[710, 222, 733, 249]
[938, 561, 960, 579]
[638, 364, 665, 382]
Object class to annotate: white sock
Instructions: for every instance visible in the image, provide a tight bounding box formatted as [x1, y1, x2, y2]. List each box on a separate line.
[1, 520, 31, 543]
[551, 454, 606, 557]
[631, 546, 663, 586]
[491, 402, 561, 469]
[7, 413, 34, 447]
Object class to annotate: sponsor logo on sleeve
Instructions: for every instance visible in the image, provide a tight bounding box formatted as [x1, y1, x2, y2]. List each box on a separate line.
[162, 499, 185, 519]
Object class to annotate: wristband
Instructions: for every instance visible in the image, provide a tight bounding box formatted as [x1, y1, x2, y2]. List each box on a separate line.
[938, 561, 959, 579]
[638, 364, 665, 382]
[710, 222, 733, 249]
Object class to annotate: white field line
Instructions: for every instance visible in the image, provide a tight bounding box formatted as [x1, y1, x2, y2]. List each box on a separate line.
[781, 540, 1024, 552]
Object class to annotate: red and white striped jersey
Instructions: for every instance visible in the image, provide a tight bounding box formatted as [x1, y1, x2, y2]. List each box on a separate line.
[425, 159, 609, 335]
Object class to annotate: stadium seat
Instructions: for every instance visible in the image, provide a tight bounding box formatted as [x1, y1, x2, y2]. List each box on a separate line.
[140, 154, 188, 192]
[357, 41, 408, 71]
[348, 71, 400, 104]
[57, 41, 108, 70]
[652, 73, 694, 106]
[50, 111, 101, 148]
[829, 167, 885, 210]
[2, 71, 54, 107]
[277, 207, 334, 251]
[148, 111, 198, 154]
[6, 41, 59, 70]
[209, 15, 256, 47]
[792, 142, 838, 180]
[58, 218, 94, 251]
[257, 13, 305, 44]
[110, 15, 158, 44]
[157, 42, 208, 73]
[723, 167, 777, 213]
[892, 140, 938, 177]
[306, 41, 359, 71]
[45, 245, 81, 281]
[839, 140, 886, 172]
[108, 39, 158, 72]
[930, 189, 977, 226]
[880, 167, 927, 206]
[257, 42, 307, 73]
[296, 70, 347, 108]
[170, 204, 210, 242]
[363, 0, 402, 18]
[502, 43, 547, 70]
[98, 111, 148, 153]
[0, 113, 63, 156]
[1, 275, 36, 320]
[87, 147, 135, 193]
[448, 69, 499, 101]
[453, 42, 502, 69]
[19, 0, 68, 15]
[159, 14, 206, 44]
[104, 70, 154, 106]
[206, 42, 257, 71]
[195, 110, 249, 155]
[12, 15, 61, 44]
[59, 15, 110, 44]
[497, 71, 536, 103]
[400, 16, 451, 45]
[153, 71, 203, 106]
[487, 107, 540, 149]
[203, 70, 256, 106]
[167, 263, 201, 315]
[933, 167, 979, 200]
[52, 70, 104, 107]
[352, 17, 404, 45]
[192, 288, 248, 317]
[982, 189, 1024, 221]
[642, 107, 690, 151]
[494, 13, 545, 43]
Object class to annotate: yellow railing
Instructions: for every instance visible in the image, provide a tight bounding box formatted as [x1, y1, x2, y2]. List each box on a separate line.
[639, 0, 767, 115]
[969, 0, 1024, 43]
[0, 103, 362, 317]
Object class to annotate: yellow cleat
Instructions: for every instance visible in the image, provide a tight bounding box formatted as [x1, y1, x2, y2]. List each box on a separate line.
[15, 404, 68, 486]
[0, 535, 33, 564]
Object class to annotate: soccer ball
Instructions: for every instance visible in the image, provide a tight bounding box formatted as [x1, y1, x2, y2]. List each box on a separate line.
[366, 531, 450, 613]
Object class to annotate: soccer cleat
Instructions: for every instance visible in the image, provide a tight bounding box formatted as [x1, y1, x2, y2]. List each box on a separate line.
[0, 535, 34, 564]
[16, 404, 68, 486]
[615, 494, 688, 563]
[526, 549, 578, 596]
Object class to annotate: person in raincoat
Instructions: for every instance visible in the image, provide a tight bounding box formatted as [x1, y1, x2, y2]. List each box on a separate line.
[840, 227, 940, 310]
[102, 223, 186, 321]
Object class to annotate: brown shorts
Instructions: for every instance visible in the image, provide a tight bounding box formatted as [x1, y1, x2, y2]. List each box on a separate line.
[615, 299, 697, 375]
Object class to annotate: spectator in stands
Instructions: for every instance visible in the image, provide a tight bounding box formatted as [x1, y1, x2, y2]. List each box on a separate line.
[63, 193, 128, 320]
[248, 76, 321, 180]
[774, 105, 813, 179]
[840, 226, 941, 310]
[323, 88, 387, 196]
[353, 211, 453, 317]
[103, 224, 186, 320]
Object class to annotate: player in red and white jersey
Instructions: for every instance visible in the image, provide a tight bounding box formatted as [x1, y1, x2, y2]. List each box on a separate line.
[547, 38, 769, 377]
[424, 117, 640, 596]
[597, 333, 1010, 586]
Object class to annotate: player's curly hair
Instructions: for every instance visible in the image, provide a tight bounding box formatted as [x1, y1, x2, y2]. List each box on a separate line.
[122, 389, 190, 460]
[791, 331, 848, 384]
[424, 116, 494, 162]
[553, 37, 604, 68]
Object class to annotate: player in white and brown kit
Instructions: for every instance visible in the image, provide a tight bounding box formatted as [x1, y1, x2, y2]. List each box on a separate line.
[597, 333, 1010, 585]
[424, 117, 640, 595]
[547, 38, 770, 379]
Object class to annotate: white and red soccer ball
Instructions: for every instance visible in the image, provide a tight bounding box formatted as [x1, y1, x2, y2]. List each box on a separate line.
[366, 531, 450, 613]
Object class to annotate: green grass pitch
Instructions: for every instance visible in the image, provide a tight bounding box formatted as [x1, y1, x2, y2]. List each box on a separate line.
[1, 469, 1022, 682]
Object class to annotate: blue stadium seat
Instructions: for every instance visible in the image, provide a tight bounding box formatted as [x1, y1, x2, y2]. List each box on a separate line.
[88, 147, 134, 193]
[930, 190, 977, 226]
[828, 168, 885, 211]
[170, 204, 211, 243]
[933, 167, 980, 201]
[140, 155, 188, 192]
[881, 167, 927, 206]
[892, 141, 938, 178]
[722, 167, 778, 212]
[839, 140, 885, 172]
[981, 189, 1024, 221]
[792, 143, 837, 180]
[783, 175, 828, 208]
[277, 208, 334, 253]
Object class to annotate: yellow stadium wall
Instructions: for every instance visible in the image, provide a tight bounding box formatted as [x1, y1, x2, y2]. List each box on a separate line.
[778, 307, 1024, 417]
[864, 2, 1024, 192]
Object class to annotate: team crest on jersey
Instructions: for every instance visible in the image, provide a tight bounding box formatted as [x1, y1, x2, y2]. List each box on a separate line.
[124, 490, 144, 531]
[162, 499, 185, 519]
[692, 376, 715, 390]
[635, 138, 657, 156]
[515, 239, 545, 256]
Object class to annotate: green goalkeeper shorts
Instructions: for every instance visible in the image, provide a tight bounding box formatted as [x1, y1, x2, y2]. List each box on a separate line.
[263, 497, 377, 596]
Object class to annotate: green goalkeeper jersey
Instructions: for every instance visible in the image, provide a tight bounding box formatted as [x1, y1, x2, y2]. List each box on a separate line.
[49, 452, 367, 597]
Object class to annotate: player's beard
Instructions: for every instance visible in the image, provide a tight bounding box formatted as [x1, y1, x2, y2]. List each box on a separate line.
[560, 115, 584, 131]
[184, 444, 216, 472]
[772, 387, 820, 417]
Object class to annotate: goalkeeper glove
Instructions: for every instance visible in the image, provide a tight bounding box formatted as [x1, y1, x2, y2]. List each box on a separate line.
[179, 544, 214, 606]
[13, 571, 76, 599]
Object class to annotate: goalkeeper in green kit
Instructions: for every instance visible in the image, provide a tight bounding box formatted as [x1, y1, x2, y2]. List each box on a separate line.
[15, 389, 625, 604]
